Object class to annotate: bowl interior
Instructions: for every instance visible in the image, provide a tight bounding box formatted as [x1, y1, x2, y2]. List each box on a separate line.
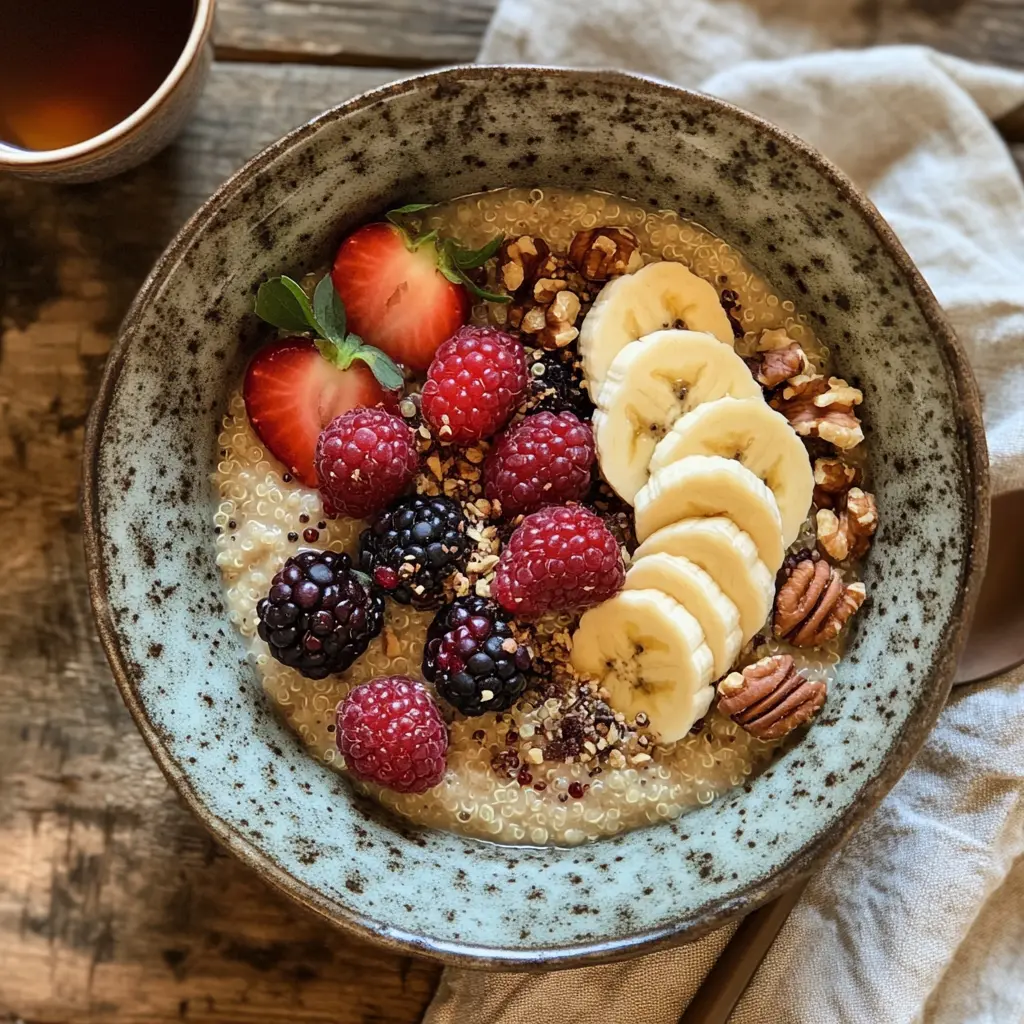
[84, 66, 983, 967]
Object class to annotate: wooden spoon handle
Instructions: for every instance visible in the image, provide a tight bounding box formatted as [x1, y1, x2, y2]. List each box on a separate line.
[677, 879, 808, 1023]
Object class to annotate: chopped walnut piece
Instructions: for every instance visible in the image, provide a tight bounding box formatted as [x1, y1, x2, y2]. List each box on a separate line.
[717, 654, 826, 740]
[758, 327, 797, 352]
[817, 487, 879, 561]
[771, 374, 865, 450]
[813, 457, 861, 509]
[520, 288, 581, 349]
[533, 277, 567, 304]
[748, 343, 808, 388]
[568, 226, 643, 281]
[774, 554, 866, 647]
[744, 327, 811, 387]
[505, 245, 590, 349]
[498, 235, 551, 297]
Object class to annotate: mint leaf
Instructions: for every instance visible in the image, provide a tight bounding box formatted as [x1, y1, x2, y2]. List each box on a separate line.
[255, 276, 318, 333]
[313, 274, 347, 344]
[451, 234, 504, 270]
[354, 347, 405, 391]
[385, 202, 433, 228]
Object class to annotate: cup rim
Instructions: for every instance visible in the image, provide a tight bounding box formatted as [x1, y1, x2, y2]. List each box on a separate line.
[0, 0, 215, 169]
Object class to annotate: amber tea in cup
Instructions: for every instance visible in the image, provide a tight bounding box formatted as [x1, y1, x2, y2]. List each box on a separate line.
[0, 0, 196, 152]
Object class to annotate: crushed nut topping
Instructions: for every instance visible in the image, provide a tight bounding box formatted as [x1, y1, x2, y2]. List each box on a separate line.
[568, 226, 643, 281]
[505, 242, 594, 350]
[817, 487, 879, 561]
[774, 552, 866, 647]
[717, 654, 826, 740]
[482, 625, 656, 776]
[771, 373, 865, 450]
[813, 457, 861, 509]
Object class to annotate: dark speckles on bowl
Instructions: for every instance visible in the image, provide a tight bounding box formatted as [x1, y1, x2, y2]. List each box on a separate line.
[81, 66, 988, 968]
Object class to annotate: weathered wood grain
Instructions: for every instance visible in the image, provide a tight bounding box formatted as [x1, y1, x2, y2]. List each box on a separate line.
[0, 62, 440, 1024]
[211, 0, 1024, 70]
[214, 0, 498, 66]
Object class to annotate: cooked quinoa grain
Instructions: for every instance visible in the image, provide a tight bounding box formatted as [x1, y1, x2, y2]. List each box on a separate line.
[214, 187, 847, 846]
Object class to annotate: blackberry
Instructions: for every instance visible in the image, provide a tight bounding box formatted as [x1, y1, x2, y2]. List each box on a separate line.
[358, 495, 470, 607]
[423, 597, 532, 716]
[256, 550, 384, 680]
[527, 349, 595, 420]
[422, 595, 493, 680]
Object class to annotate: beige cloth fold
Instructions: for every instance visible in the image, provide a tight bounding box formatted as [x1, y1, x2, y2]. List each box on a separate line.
[424, 3, 1024, 1022]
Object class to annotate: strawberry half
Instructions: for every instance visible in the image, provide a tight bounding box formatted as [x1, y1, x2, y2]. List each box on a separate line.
[331, 207, 509, 373]
[243, 339, 392, 487]
[245, 274, 405, 486]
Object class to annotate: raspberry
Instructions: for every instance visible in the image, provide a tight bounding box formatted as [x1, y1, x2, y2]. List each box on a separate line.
[423, 597, 532, 716]
[358, 495, 470, 607]
[257, 550, 385, 679]
[315, 407, 418, 519]
[484, 411, 595, 516]
[336, 676, 448, 793]
[420, 326, 528, 444]
[492, 504, 625, 618]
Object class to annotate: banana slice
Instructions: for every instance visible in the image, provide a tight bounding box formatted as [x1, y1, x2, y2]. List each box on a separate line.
[624, 553, 742, 677]
[634, 455, 786, 571]
[633, 518, 775, 643]
[649, 396, 814, 548]
[580, 262, 735, 391]
[571, 588, 715, 743]
[592, 330, 762, 503]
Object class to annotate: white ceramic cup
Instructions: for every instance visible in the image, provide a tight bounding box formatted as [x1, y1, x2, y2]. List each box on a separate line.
[0, 0, 215, 183]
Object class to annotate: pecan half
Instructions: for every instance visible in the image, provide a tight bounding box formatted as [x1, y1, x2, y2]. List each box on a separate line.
[816, 487, 879, 561]
[813, 457, 861, 509]
[774, 554, 867, 647]
[771, 374, 864, 450]
[717, 654, 826, 740]
[568, 226, 643, 281]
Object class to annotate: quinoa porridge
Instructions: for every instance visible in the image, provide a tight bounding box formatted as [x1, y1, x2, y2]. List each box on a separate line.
[214, 186, 874, 846]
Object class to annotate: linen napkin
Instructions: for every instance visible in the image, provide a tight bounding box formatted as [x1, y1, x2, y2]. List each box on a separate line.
[424, 3, 1024, 1022]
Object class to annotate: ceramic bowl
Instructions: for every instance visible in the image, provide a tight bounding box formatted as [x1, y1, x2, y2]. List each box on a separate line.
[82, 66, 988, 967]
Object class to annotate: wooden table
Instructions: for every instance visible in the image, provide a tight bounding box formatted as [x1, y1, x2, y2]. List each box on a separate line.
[1, 3, 1022, 1022]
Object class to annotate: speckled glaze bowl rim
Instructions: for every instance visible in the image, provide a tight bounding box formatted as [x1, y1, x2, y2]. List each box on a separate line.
[82, 65, 989, 969]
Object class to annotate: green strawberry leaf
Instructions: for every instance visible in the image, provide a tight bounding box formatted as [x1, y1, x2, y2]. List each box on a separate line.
[353, 346, 405, 390]
[313, 336, 402, 390]
[313, 274, 347, 344]
[461, 276, 513, 303]
[254, 276, 318, 333]
[450, 234, 504, 270]
[385, 202, 433, 228]
[438, 238, 511, 303]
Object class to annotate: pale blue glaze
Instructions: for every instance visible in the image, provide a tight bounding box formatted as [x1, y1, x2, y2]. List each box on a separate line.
[83, 66, 987, 967]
